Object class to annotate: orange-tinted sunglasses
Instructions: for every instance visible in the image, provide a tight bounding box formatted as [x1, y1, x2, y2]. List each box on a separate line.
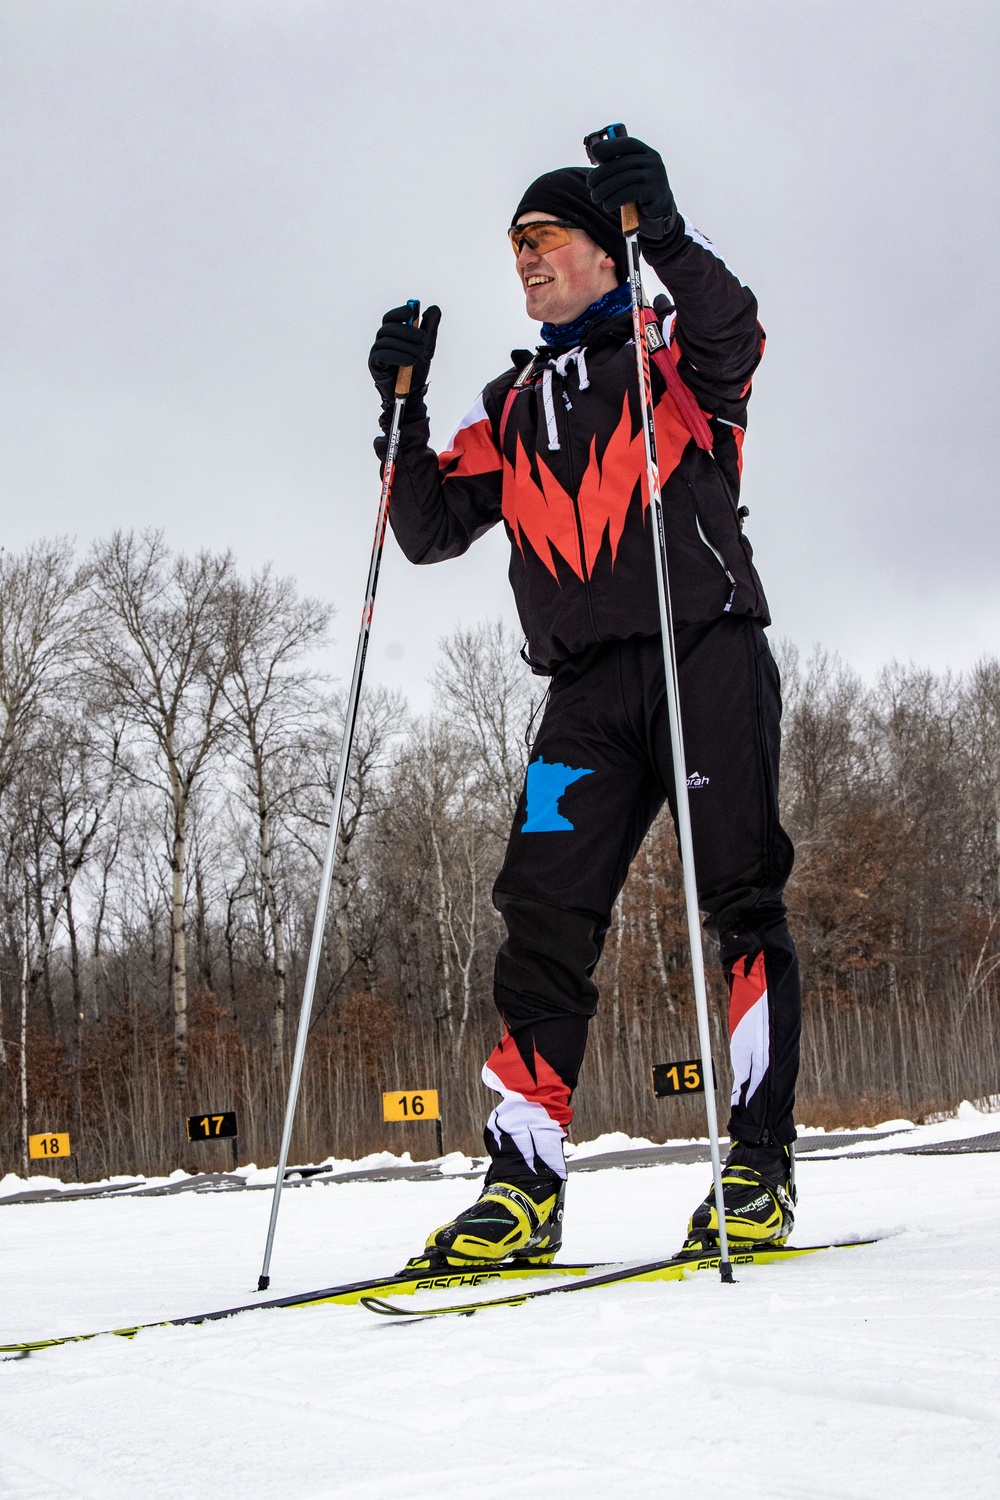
[508, 220, 577, 256]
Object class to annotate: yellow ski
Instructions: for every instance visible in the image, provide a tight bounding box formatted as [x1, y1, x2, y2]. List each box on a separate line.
[1, 1261, 599, 1357]
[361, 1241, 876, 1321]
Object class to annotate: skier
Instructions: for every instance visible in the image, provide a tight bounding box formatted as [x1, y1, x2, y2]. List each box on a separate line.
[368, 133, 800, 1268]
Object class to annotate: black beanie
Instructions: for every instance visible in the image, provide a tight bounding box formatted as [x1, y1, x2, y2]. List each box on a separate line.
[512, 167, 628, 284]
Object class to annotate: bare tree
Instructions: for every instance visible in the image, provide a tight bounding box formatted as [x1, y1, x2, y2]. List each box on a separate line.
[777, 643, 867, 840]
[13, 708, 124, 1032]
[0, 541, 91, 1059]
[1, 556, 998, 1178]
[224, 567, 331, 1067]
[379, 717, 497, 1058]
[291, 684, 405, 1019]
[432, 619, 544, 828]
[0, 540, 88, 802]
[962, 658, 1000, 909]
[88, 531, 237, 1092]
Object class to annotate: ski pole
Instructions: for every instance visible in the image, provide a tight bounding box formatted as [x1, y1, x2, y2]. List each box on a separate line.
[257, 300, 420, 1291]
[584, 125, 733, 1283]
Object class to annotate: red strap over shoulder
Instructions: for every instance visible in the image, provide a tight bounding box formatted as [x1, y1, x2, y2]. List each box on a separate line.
[643, 308, 714, 452]
[499, 384, 519, 448]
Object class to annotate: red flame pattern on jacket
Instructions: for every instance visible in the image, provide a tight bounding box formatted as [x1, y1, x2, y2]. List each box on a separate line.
[501, 391, 693, 581]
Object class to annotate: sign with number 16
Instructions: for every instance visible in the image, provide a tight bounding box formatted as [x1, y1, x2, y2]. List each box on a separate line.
[382, 1090, 439, 1122]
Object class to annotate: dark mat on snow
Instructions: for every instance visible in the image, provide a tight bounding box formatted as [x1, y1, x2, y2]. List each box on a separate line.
[565, 1128, 915, 1172]
[124, 1173, 249, 1197]
[805, 1130, 1000, 1162]
[566, 1128, 1000, 1171]
[0, 1173, 248, 1206]
[0, 1179, 146, 1206]
[248, 1163, 466, 1188]
[5, 1128, 998, 1206]
[302, 1129, 922, 1180]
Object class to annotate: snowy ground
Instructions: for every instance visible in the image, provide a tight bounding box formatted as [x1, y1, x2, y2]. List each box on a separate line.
[2, 1112, 999, 1499]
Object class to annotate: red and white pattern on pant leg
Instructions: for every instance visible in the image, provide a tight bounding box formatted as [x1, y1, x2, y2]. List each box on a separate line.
[728, 952, 769, 1108]
[481, 1029, 572, 1180]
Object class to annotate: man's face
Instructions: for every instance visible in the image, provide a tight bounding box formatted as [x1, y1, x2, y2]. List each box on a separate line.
[515, 213, 619, 325]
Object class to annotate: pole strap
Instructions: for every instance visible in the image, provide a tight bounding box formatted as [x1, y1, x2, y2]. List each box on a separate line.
[643, 309, 714, 453]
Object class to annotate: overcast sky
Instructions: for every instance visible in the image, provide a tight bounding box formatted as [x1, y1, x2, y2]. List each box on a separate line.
[2, 1, 997, 708]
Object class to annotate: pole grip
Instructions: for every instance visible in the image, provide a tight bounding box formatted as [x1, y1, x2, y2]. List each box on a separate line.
[394, 298, 420, 397]
[620, 203, 640, 234]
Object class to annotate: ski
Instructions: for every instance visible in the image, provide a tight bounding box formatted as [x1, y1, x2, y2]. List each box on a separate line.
[2, 1240, 880, 1355]
[361, 1240, 877, 1321]
[0, 1261, 600, 1358]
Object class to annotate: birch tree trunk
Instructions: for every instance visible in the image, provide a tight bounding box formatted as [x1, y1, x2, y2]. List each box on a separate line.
[20, 892, 29, 1178]
[611, 898, 624, 1044]
[170, 781, 188, 1092]
[65, 878, 84, 1145]
[89, 532, 239, 1096]
[258, 795, 287, 1069]
[221, 568, 331, 1067]
[452, 844, 477, 1062]
[643, 839, 674, 1015]
[430, 825, 453, 1038]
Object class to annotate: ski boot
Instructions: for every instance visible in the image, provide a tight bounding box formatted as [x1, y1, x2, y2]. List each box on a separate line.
[401, 1173, 565, 1271]
[681, 1142, 796, 1254]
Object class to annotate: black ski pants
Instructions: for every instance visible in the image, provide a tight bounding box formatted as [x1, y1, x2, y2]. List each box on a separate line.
[482, 618, 800, 1185]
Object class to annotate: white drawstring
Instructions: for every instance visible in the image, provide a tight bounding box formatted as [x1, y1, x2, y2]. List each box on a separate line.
[541, 367, 560, 451]
[541, 347, 590, 451]
[552, 346, 589, 389]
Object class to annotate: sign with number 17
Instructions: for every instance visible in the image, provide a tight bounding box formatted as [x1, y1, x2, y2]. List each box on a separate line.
[186, 1112, 238, 1141]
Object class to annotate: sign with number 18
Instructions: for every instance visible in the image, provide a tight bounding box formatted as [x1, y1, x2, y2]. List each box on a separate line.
[29, 1132, 71, 1159]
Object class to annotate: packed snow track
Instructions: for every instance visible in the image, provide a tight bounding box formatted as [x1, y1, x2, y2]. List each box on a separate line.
[1, 1110, 998, 1499]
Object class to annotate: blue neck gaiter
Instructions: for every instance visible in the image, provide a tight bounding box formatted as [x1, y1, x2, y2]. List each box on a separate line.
[540, 282, 632, 349]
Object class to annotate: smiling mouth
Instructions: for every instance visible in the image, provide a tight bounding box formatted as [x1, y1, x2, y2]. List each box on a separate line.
[525, 274, 554, 288]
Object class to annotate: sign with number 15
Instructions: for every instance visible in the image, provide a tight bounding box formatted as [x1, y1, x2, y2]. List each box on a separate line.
[651, 1059, 715, 1097]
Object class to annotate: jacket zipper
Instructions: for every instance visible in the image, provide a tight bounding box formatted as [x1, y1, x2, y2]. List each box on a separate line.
[694, 511, 734, 581]
[707, 450, 767, 616]
[687, 480, 738, 613]
[557, 377, 601, 643]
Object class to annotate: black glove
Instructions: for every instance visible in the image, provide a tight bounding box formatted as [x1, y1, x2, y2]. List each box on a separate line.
[586, 136, 676, 241]
[368, 303, 441, 408]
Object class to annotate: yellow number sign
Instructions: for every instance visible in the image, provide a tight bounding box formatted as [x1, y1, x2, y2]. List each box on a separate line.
[382, 1090, 440, 1122]
[651, 1058, 711, 1098]
[186, 1112, 238, 1141]
[28, 1132, 71, 1159]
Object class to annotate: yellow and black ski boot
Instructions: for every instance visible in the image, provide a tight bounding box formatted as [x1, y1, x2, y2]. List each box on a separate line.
[682, 1142, 796, 1254]
[402, 1175, 565, 1271]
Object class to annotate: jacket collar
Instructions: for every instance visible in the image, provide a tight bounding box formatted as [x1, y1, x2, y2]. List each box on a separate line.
[535, 308, 632, 360]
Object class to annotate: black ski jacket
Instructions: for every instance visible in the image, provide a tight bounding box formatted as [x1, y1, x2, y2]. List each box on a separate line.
[385, 216, 769, 674]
